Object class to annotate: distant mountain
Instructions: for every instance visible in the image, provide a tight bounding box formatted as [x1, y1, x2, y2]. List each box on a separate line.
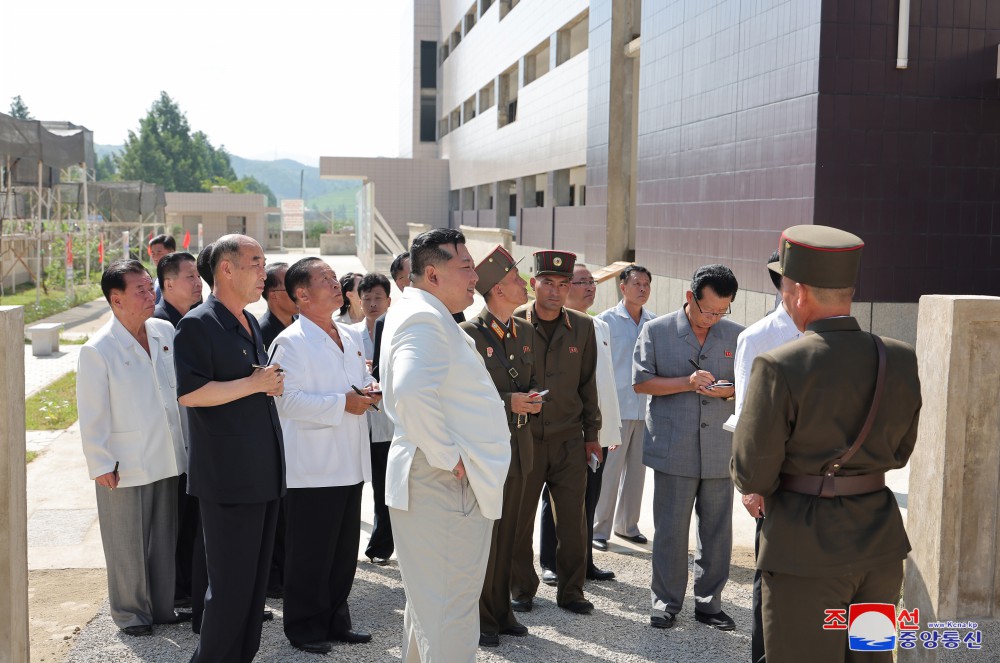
[93, 144, 362, 212]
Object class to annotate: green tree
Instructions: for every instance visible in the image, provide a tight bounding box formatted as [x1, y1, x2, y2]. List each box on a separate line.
[9, 95, 31, 119]
[95, 154, 118, 181]
[116, 92, 235, 191]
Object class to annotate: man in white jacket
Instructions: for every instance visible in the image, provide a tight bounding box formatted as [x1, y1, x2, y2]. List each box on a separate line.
[381, 228, 510, 663]
[77, 259, 187, 636]
[270, 257, 377, 654]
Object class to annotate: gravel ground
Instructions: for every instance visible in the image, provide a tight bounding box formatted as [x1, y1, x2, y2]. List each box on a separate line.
[67, 549, 756, 662]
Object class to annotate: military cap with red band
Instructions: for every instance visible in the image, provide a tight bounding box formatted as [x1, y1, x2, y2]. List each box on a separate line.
[767, 225, 864, 288]
[475, 244, 523, 295]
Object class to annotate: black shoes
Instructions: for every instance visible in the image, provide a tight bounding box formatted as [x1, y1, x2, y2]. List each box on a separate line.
[615, 531, 648, 544]
[511, 598, 533, 613]
[168, 610, 193, 624]
[694, 609, 736, 631]
[541, 568, 558, 586]
[368, 556, 390, 566]
[650, 613, 676, 629]
[262, 610, 274, 622]
[334, 629, 372, 644]
[586, 566, 616, 581]
[291, 641, 333, 654]
[479, 632, 500, 647]
[592, 538, 608, 551]
[561, 599, 594, 615]
[501, 622, 529, 636]
[122, 624, 153, 637]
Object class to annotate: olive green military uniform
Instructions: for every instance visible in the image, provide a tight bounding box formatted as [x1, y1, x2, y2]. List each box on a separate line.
[461, 308, 538, 636]
[731, 225, 922, 663]
[510, 303, 600, 607]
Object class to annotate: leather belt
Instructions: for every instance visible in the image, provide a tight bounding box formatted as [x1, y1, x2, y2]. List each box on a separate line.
[779, 472, 886, 498]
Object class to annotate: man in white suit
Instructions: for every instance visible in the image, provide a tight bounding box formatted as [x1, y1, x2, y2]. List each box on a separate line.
[270, 257, 377, 654]
[77, 259, 187, 636]
[381, 228, 510, 663]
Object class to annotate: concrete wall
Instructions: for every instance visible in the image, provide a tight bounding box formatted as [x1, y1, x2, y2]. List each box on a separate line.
[164, 192, 268, 248]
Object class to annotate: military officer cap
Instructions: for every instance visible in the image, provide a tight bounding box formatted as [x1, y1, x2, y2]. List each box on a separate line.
[475, 244, 522, 295]
[533, 250, 576, 277]
[768, 225, 864, 288]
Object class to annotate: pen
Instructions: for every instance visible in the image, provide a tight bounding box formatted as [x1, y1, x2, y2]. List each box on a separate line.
[688, 359, 701, 371]
[351, 384, 379, 411]
[251, 364, 284, 373]
[112, 461, 119, 490]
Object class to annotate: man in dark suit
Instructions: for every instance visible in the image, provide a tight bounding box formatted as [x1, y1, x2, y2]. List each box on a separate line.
[152, 250, 202, 612]
[732, 225, 921, 663]
[174, 234, 286, 663]
[510, 250, 601, 616]
[461, 245, 540, 648]
[258, 262, 295, 349]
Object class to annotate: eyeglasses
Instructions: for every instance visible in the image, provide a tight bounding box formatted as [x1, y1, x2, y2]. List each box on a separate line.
[571, 279, 597, 287]
[693, 299, 731, 318]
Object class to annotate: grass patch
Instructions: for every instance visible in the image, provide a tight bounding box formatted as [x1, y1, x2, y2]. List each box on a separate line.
[26, 371, 78, 430]
[26, 451, 38, 464]
[23, 335, 89, 345]
[1, 283, 103, 325]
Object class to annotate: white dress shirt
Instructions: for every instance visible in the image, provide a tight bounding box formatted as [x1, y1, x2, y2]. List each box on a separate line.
[381, 288, 510, 520]
[353, 320, 395, 443]
[271, 316, 374, 488]
[77, 316, 186, 487]
[733, 302, 801, 419]
[596, 300, 656, 420]
[593, 316, 622, 448]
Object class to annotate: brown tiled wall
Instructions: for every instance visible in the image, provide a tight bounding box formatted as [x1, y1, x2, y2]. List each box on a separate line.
[814, 0, 1000, 300]
[633, 0, 822, 296]
[625, 0, 1000, 301]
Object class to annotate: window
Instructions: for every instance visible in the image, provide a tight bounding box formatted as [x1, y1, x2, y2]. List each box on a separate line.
[420, 41, 437, 88]
[463, 95, 476, 123]
[524, 40, 551, 85]
[439, 117, 449, 139]
[463, 5, 477, 35]
[480, 0, 493, 17]
[227, 216, 246, 234]
[498, 64, 519, 128]
[450, 107, 461, 132]
[420, 96, 436, 142]
[479, 81, 495, 110]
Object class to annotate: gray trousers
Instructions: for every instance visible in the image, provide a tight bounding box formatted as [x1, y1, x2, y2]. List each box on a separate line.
[593, 419, 647, 540]
[94, 475, 178, 629]
[650, 472, 733, 617]
[390, 450, 493, 663]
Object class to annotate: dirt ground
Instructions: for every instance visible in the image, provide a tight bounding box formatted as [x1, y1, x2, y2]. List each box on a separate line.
[29, 569, 107, 663]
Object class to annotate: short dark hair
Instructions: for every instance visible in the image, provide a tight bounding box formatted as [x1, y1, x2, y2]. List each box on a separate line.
[149, 234, 176, 251]
[691, 264, 739, 301]
[284, 257, 325, 304]
[197, 243, 215, 289]
[156, 252, 196, 289]
[101, 259, 150, 303]
[339, 272, 360, 315]
[389, 252, 410, 281]
[410, 228, 466, 277]
[620, 264, 652, 283]
[358, 272, 391, 299]
[210, 234, 243, 276]
[263, 262, 289, 299]
[767, 250, 782, 291]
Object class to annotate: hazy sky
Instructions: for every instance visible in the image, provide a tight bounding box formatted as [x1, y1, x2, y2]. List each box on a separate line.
[2, 0, 404, 166]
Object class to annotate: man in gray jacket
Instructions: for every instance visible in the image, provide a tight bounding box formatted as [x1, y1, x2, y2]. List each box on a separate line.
[633, 264, 743, 631]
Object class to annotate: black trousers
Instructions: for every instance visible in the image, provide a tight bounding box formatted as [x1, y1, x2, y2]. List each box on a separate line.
[267, 499, 285, 595]
[365, 441, 394, 560]
[540, 447, 605, 571]
[174, 473, 200, 604]
[753, 516, 765, 663]
[283, 483, 363, 644]
[190, 499, 279, 663]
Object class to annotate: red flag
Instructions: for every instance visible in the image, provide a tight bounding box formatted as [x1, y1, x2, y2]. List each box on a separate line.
[98, 236, 104, 265]
[182, 230, 191, 250]
[66, 236, 73, 265]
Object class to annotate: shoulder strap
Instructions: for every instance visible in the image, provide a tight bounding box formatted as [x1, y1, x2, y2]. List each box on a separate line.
[819, 334, 887, 497]
[473, 321, 526, 393]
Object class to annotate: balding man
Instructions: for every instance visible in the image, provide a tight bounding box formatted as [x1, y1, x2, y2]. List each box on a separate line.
[174, 234, 286, 663]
